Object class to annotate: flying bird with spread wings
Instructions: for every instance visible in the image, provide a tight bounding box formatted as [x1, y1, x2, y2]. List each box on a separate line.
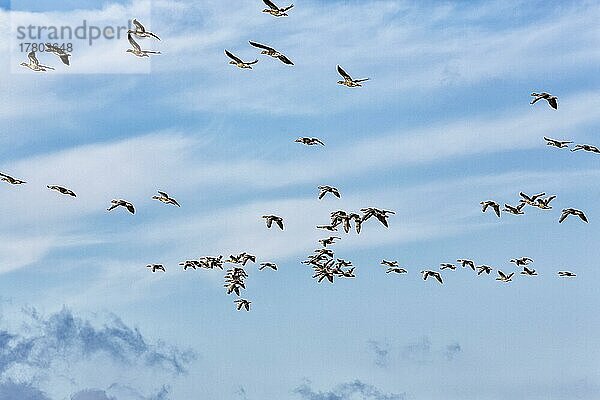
[480, 200, 500, 217]
[128, 18, 161, 40]
[126, 33, 161, 57]
[20, 51, 54, 72]
[152, 191, 180, 207]
[0, 172, 26, 185]
[530, 92, 558, 109]
[262, 215, 284, 230]
[225, 50, 258, 69]
[559, 208, 588, 224]
[248, 41, 293, 65]
[295, 137, 325, 146]
[47, 185, 76, 197]
[544, 136, 572, 149]
[262, 0, 294, 17]
[336, 65, 369, 87]
[107, 199, 135, 214]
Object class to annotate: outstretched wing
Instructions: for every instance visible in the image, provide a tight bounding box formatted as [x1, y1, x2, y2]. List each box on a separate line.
[434, 273, 443, 284]
[128, 33, 141, 52]
[577, 211, 588, 223]
[548, 97, 558, 109]
[125, 202, 136, 214]
[224, 49, 242, 63]
[248, 41, 274, 51]
[132, 18, 145, 32]
[282, 4, 294, 12]
[276, 219, 284, 230]
[337, 65, 352, 80]
[277, 54, 294, 65]
[558, 211, 568, 223]
[28, 51, 40, 66]
[263, 0, 279, 10]
[157, 190, 169, 198]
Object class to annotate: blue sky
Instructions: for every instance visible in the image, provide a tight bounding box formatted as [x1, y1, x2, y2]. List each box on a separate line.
[0, 0, 599, 399]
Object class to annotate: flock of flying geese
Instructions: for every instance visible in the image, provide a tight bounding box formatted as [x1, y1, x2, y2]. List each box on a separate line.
[13, 2, 596, 311]
[19, 1, 369, 89]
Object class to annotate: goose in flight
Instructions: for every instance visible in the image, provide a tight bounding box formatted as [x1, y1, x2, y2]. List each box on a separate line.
[228, 252, 256, 266]
[20, 51, 54, 72]
[317, 224, 338, 231]
[0, 172, 26, 185]
[520, 266, 538, 276]
[180, 260, 200, 271]
[457, 259, 476, 271]
[318, 185, 341, 200]
[262, 0, 294, 17]
[480, 200, 500, 217]
[339, 267, 356, 278]
[128, 18, 161, 40]
[47, 185, 76, 197]
[45, 43, 71, 66]
[152, 191, 180, 207]
[440, 263, 457, 271]
[421, 270, 443, 284]
[510, 257, 534, 267]
[318, 236, 341, 247]
[248, 41, 293, 65]
[530, 92, 558, 109]
[225, 49, 258, 69]
[126, 33, 160, 57]
[361, 208, 395, 228]
[477, 265, 493, 275]
[107, 199, 135, 214]
[386, 267, 407, 274]
[558, 271, 576, 278]
[571, 144, 600, 154]
[262, 215, 284, 230]
[519, 192, 546, 206]
[295, 137, 325, 146]
[381, 260, 398, 267]
[534, 195, 556, 210]
[198, 256, 225, 270]
[259, 262, 278, 271]
[337, 65, 369, 87]
[146, 264, 166, 273]
[503, 203, 525, 215]
[544, 136, 572, 149]
[336, 259, 353, 268]
[559, 208, 588, 224]
[496, 270, 514, 283]
[234, 299, 252, 311]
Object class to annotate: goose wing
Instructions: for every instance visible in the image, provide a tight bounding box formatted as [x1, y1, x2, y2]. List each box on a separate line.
[278, 54, 294, 65]
[132, 18, 146, 32]
[276, 219, 284, 230]
[558, 211, 569, 223]
[224, 49, 243, 63]
[248, 41, 274, 52]
[263, 0, 279, 10]
[157, 190, 169, 198]
[28, 51, 40, 66]
[577, 211, 588, 223]
[125, 202, 136, 214]
[128, 33, 141, 52]
[548, 97, 558, 109]
[337, 65, 352, 80]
